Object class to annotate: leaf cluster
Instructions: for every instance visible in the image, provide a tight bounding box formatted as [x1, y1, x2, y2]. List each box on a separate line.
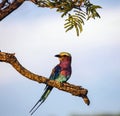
[84, 0, 102, 20]
[64, 10, 85, 36]
[37, 0, 102, 36]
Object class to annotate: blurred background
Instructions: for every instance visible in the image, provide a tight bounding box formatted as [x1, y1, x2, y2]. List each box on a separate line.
[0, 0, 120, 116]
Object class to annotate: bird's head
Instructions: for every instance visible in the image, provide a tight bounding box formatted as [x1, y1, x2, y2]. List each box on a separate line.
[55, 52, 71, 62]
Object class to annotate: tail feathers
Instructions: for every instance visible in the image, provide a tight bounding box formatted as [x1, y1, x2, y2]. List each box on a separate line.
[29, 86, 53, 115]
[29, 98, 42, 114]
[30, 101, 44, 115]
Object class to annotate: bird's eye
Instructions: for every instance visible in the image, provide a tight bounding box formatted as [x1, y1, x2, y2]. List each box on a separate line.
[63, 55, 68, 57]
[59, 55, 68, 58]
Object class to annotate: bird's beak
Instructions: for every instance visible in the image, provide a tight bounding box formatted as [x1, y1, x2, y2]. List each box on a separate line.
[55, 54, 60, 57]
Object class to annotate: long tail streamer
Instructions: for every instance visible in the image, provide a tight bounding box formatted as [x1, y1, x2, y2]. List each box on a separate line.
[29, 86, 53, 115]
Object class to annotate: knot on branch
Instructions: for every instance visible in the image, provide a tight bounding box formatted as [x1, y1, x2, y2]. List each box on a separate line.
[0, 51, 15, 63]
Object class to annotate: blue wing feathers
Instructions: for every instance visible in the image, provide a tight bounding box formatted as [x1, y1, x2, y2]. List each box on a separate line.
[49, 65, 61, 80]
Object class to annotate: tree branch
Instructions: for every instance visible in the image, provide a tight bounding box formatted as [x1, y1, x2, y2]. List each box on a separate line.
[0, 0, 7, 9]
[0, 0, 76, 21]
[0, 51, 90, 105]
[0, 0, 25, 21]
[0, 0, 101, 36]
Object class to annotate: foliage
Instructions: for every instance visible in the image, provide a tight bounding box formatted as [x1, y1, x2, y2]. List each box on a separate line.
[64, 10, 85, 36]
[0, 0, 101, 35]
[37, 0, 102, 36]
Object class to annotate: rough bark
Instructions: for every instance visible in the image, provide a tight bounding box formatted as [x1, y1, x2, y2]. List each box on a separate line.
[0, 0, 25, 21]
[0, 51, 90, 105]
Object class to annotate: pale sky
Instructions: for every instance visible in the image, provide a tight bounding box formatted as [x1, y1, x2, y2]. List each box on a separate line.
[0, 1, 120, 116]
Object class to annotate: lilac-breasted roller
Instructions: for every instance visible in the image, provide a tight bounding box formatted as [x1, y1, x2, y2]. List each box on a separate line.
[30, 52, 72, 115]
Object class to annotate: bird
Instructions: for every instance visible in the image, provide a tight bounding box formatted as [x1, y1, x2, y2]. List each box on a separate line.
[29, 52, 72, 115]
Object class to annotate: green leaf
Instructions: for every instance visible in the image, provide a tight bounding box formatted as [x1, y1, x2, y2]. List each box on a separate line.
[65, 25, 74, 32]
[37, 0, 101, 36]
